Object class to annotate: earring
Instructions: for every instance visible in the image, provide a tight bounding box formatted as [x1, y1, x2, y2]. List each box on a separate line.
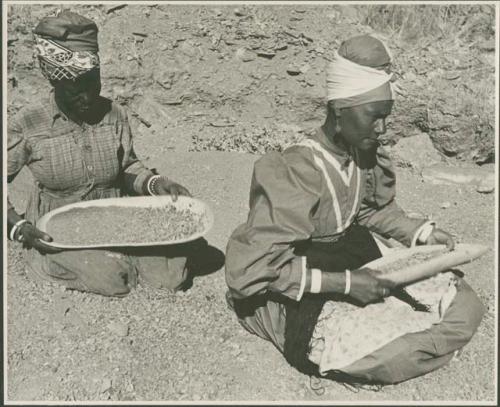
[334, 121, 341, 134]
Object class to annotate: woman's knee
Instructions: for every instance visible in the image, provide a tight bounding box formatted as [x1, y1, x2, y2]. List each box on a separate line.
[90, 268, 134, 297]
[136, 256, 188, 290]
[434, 279, 486, 352]
[46, 250, 136, 297]
[455, 280, 485, 327]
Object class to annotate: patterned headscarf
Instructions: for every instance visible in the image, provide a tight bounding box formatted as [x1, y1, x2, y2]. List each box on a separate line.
[33, 10, 100, 81]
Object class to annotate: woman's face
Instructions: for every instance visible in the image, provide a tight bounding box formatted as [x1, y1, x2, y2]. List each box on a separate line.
[54, 69, 101, 116]
[337, 100, 393, 150]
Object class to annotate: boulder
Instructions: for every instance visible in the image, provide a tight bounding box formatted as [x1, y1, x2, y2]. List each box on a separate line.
[421, 164, 495, 189]
[476, 177, 495, 194]
[132, 94, 173, 128]
[390, 133, 443, 171]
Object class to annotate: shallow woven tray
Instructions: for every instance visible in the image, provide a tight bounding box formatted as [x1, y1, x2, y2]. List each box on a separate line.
[364, 243, 489, 286]
[37, 196, 214, 249]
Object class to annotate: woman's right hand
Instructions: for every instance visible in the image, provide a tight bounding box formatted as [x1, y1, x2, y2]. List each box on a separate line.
[348, 267, 395, 305]
[16, 223, 62, 254]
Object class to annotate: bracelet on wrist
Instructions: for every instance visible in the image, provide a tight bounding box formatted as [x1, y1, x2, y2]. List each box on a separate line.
[344, 269, 351, 295]
[9, 219, 30, 242]
[417, 222, 436, 244]
[146, 175, 161, 196]
[310, 268, 322, 294]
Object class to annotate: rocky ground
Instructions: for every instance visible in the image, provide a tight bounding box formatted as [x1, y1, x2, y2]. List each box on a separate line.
[5, 3, 497, 403]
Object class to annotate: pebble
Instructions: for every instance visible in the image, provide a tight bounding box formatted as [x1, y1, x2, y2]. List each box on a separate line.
[235, 48, 255, 62]
[476, 184, 494, 194]
[257, 50, 276, 58]
[478, 39, 495, 52]
[107, 321, 129, 337]
[286, 65, 302, 75]
[300, 63, 311, 74]
[100, 378, 112, 393]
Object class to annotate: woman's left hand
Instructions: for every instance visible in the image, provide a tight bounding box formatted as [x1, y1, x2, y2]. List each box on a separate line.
[425, 228, 455, 251]
[154, 178, 192, 201]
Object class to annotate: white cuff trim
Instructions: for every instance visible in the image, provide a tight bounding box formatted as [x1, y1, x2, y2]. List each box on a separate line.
[310, 268, 322, 294]
[411, 220, 436, 247]
[297, 257, 307, 301]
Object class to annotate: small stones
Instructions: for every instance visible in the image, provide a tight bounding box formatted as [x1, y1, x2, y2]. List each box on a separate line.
[235, 48, 255, 62]
[125, 381, 135, 392]
[476, 178, 495, 194]
[440, 201, 452, 209]
[256, 50, 276, 59]
[234, 8, 245, 17]
[107, 321, 129, 337]
[100, 378, 112, 393]
[478, 39, 495, 52]
[299, 63, 311, 74]
[476, 185, 494, 194]
[286, 63, 311, 76]
[286, 65, 302, 75]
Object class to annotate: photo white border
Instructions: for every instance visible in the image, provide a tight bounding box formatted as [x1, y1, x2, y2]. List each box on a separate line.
[2, 0, 499, 405]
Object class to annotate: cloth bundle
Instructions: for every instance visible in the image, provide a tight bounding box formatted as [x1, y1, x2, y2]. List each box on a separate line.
[309, 271, 458, 374]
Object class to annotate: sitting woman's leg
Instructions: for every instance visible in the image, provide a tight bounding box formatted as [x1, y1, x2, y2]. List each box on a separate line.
[26, 249, 137, 297]
[131, 239, 216, 291]
[130, 245, 188, 291]
[227, 291, 288, 352]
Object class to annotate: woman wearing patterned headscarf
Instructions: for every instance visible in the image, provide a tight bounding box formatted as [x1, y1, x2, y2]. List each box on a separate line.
[7, 10, 195, 296]
[224, 34, 485, 385]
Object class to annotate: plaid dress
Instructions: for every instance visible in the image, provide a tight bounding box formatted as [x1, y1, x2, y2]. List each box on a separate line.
[6, 93, 175, 294]
[7, 93, 152, 224]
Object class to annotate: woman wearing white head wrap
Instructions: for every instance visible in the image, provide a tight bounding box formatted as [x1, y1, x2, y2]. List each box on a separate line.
[225, 34, 484, 385]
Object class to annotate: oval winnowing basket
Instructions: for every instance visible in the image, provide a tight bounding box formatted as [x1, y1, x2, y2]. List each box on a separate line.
[37, 196, 214, 249]
[364, 243, 489, 286]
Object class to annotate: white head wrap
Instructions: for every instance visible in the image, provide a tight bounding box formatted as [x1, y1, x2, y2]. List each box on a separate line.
[326, 51, 393, 101]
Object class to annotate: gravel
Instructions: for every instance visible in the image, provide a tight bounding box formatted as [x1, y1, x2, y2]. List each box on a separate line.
[6, 151, 496, 402]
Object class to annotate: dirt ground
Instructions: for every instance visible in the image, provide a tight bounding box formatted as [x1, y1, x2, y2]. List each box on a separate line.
[4, 3, 497, 404]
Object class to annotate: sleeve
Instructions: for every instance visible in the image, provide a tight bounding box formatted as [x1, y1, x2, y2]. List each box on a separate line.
[7, 114, 30, 211]
[117, 106, 154, 195]
[356, 146, 427, 247]
[225, 149, 322, 301]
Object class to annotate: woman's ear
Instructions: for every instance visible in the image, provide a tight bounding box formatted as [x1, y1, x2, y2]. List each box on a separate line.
[328, 102, 342, 134]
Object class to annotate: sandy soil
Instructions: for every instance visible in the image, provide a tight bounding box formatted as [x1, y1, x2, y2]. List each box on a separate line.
[6, 146, 496, 402]
[5, 3, 497, 403]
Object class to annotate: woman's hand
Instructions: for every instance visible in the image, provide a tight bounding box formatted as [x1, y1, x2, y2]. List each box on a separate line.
[425, 228, 455, 251]
[154, 177, 192, 202]
[16, 223, 62, 254]
[348, 268, 396, 305]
